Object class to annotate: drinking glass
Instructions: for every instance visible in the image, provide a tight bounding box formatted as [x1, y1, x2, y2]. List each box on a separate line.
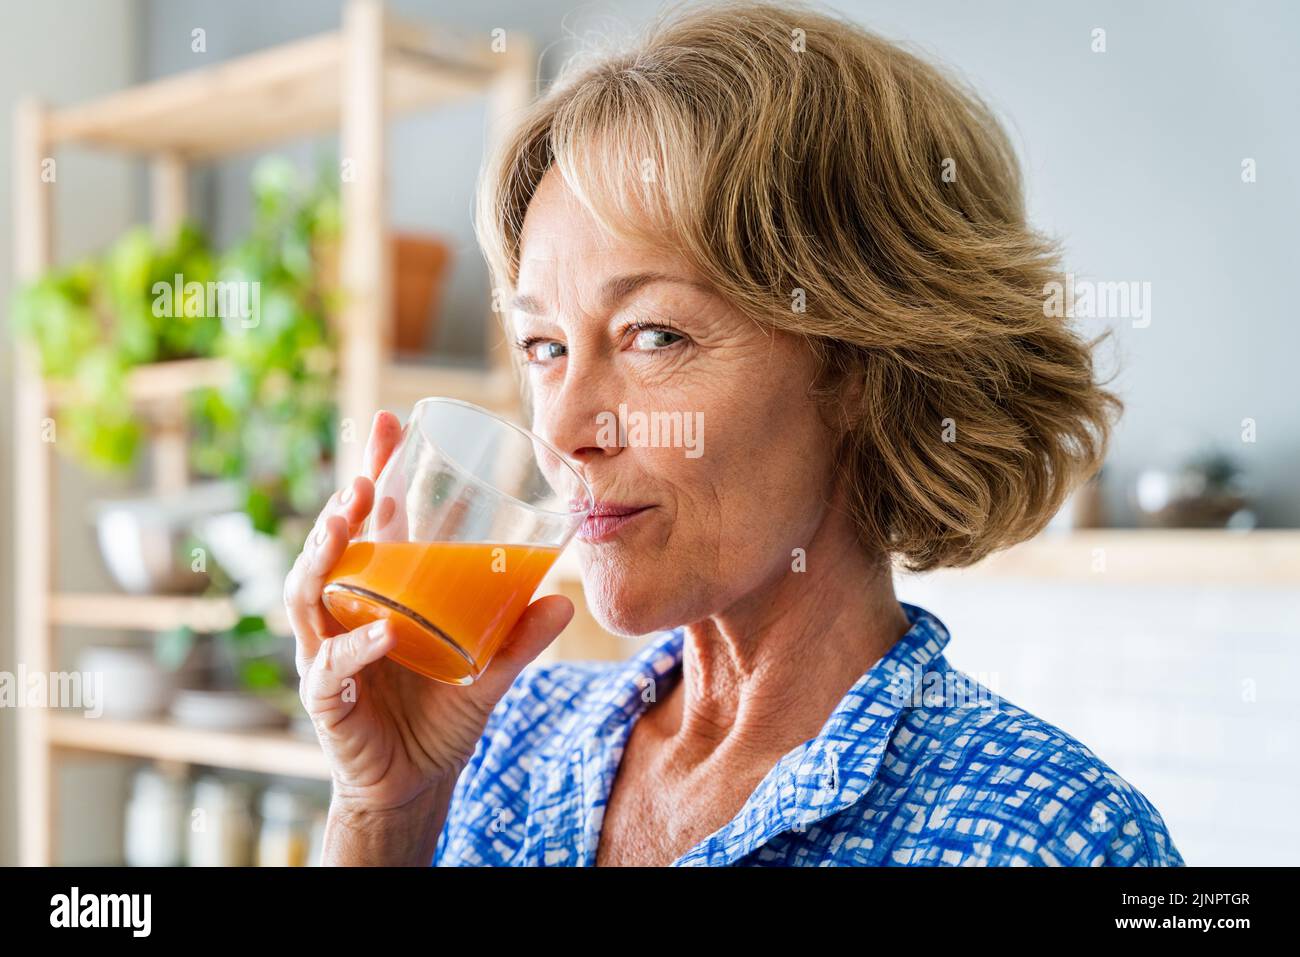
[322, 397, 591, 685]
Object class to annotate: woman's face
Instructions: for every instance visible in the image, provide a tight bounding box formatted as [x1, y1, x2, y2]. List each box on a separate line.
[513, 169, 839, 636]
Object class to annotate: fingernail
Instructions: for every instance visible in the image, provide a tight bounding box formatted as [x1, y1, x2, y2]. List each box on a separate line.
[341, 485, 355, 505]
[314, 526, 329, 546]
[368, 621, 388, 640]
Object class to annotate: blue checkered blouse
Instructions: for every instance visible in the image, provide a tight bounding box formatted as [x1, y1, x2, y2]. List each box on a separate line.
[432, 601, 1184, 866]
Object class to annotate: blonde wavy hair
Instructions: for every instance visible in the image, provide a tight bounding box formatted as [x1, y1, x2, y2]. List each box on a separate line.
[476, 0, 1122, 572]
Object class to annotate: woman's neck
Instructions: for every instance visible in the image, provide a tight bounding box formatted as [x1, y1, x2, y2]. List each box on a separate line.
[653, 517, 911, 760]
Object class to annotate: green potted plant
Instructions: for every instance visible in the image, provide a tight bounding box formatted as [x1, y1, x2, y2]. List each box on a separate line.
[11, 156, 345, 716]
[191, 155, 342, 536]
[11, 223, 220, 472]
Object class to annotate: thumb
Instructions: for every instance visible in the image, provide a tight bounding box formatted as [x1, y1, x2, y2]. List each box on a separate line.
[471, 594, 574, 702]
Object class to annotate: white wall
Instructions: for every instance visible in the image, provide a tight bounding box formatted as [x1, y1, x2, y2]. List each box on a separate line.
[144, 0, 1300, 524]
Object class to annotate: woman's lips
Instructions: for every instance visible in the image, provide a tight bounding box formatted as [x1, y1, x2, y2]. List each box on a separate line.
[576, 504, 653, 543]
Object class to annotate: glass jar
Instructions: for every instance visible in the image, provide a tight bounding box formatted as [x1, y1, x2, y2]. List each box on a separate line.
[124, 764, 187, 867]
[256, 786, 316, 867]
[188, 775, 255, 866]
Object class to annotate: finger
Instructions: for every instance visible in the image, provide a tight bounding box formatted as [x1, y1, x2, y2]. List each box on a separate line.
[308, 474, 376, 543]
[362, 410, 403, 481]
[289, 412, 398, 666]
[372, 493, 402, 538]
[286, 513, 351, 670]
[285, 550, 323, 671]
[471, 594, 575, 703]
[288, 476, 375, 671]
[303, 619, 397, 720]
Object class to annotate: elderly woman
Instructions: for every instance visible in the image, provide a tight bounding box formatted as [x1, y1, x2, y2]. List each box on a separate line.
[286, 0, 1183, 866]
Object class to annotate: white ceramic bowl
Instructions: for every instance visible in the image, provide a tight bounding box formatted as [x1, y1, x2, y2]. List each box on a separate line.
[78, 645, 174, 720]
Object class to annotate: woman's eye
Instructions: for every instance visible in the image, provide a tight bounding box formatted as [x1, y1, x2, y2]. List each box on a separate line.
[521, 339, 566, 363]
[632, 328, 684, 351]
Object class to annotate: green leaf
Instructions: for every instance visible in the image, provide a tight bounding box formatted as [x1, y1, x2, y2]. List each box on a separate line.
[238, 657, 283, 691]
[244, 484, 279, 535]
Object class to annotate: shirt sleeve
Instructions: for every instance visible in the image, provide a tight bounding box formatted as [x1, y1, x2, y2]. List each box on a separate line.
[1099, 794, 1186, 867]
[1058, 786, 1186, 867]
[430, 741, 486, 866]
[430, 664, 539, 866]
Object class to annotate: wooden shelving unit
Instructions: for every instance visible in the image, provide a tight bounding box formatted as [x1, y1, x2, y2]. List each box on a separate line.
[11, 0, 533, 865]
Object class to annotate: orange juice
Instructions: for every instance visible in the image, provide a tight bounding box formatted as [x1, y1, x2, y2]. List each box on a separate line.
[322, 541, 560, 684]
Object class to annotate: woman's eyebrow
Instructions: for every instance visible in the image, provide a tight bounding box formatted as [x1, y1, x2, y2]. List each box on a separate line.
[510, 272, 711, 316]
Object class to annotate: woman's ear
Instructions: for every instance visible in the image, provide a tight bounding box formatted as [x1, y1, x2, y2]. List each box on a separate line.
[808, 341, 867, 436]
[838, 368, 867, 415]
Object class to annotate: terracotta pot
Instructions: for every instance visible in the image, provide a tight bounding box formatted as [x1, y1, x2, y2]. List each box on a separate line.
[312, 231, 453, 355]
[391, 232, 452, 354]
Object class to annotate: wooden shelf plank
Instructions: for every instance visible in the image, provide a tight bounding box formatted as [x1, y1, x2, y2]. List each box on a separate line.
[906, 529, 1300, 586]
[50, 592, 293, 635]
[379, 360, 519, 416]
[45, 357, 233, 408]
[48, 714, 328, 780]
[124, 357, 232, 402]
[50, 593, 241, 632]
[554, 531, 1300, 589]
[46, 356, 517, 413]
[43, 23, 497, 160]
[557, 531, 1299, 590]
[384, 15, 512, 75]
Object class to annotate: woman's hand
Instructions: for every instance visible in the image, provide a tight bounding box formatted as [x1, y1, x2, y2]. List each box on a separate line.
[283, 410, 575, 862]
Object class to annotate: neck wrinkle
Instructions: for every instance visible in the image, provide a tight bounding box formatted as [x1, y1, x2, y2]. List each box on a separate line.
[658, 516, 910, 762]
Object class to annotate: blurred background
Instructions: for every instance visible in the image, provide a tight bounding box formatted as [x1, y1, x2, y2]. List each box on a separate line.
[0, 0, 1296, 867]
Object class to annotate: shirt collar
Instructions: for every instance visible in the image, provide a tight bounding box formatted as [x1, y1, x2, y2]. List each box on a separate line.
[535, 601, 953, 866]
[618, 599, 952, 735]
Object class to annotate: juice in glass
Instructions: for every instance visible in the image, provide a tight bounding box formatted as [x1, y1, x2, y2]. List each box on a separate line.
[318, 396, 591, 685]
[323, 540, 561, 685]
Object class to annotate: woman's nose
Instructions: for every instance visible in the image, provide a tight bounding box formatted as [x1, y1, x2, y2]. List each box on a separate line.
[534, 373, 623, 467]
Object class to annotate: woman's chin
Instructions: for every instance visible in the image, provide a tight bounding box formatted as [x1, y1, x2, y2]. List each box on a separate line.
[578, 561, 680, 638]
[584, 584, 660, 638]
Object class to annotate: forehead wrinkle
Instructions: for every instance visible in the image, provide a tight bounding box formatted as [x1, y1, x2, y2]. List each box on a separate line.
[511, 271, 714, 319]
